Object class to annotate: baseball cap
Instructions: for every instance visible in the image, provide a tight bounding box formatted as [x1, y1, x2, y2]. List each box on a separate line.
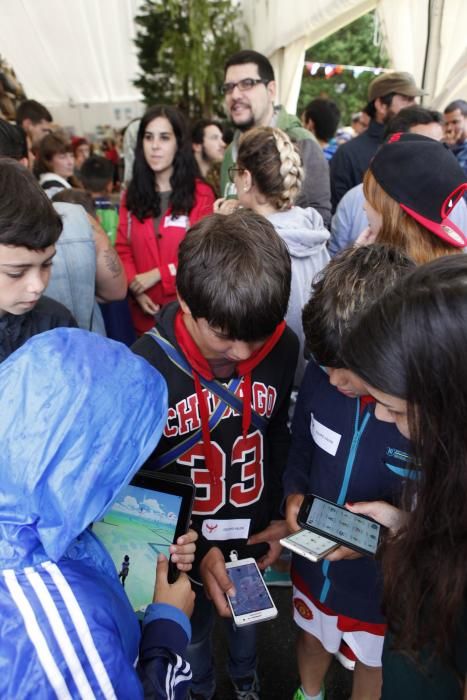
[368, 71, 427, 102]
[369, 132, 467, 247]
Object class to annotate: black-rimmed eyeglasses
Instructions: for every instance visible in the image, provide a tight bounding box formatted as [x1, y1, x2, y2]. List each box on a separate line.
[221, 78, 269, 95]
[227, 165, 245, 183]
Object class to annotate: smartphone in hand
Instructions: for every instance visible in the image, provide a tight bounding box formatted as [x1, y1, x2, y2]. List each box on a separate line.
[225, 558, 278, 626]
[298, 494, 382, 556]
[280, 528, 338, 562]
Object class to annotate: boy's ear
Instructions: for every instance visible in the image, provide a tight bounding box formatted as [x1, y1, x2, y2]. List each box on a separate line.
[305, 118, 315, 135]
[176, 292, 192, 316]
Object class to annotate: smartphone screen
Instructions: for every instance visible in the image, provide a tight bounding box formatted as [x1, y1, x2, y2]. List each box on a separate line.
[305, 497, 380, 555]
[228, 562, 275, 616]
[288, 530, 336, 556]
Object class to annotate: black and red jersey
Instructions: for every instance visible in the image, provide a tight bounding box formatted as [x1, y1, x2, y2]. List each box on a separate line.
[132, 302, 299, 578]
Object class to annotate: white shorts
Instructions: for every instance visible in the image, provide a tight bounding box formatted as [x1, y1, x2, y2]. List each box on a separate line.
[292, 584, 385, 668]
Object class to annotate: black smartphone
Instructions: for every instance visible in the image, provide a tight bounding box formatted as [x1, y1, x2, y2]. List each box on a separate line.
[297, 494, 382, 556]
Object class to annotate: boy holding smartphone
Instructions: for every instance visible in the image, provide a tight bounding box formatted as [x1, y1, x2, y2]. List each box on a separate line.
[283, 245, 414, 700]
[132, 210, 299, 700]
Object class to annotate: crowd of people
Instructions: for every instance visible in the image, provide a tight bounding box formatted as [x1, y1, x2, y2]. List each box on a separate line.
[0, 46, 466, 700]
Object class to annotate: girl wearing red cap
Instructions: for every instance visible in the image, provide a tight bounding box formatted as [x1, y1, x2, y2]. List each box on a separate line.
[361, 132, 467, 263]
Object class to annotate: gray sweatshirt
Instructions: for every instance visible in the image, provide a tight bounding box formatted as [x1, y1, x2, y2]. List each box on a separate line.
[267, 206, 330, 386]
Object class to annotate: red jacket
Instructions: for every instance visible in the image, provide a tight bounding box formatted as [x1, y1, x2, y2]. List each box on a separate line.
[116, 179, 214, 334]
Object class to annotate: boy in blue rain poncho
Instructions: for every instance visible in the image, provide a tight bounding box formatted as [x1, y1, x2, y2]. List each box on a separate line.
[0, 327, 195, 699]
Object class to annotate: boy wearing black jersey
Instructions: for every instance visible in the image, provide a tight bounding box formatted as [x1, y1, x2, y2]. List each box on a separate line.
[132, 210, 299, 700]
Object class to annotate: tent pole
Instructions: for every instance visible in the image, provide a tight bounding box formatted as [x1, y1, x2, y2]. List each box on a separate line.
[421, 0, 444, 105]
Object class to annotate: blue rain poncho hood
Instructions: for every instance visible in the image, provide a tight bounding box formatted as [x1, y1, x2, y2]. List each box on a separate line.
[0, 327, 168, 568]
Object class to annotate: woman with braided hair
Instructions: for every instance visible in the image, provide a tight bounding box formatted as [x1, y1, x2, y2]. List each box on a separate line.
[218, 126, 330, 385]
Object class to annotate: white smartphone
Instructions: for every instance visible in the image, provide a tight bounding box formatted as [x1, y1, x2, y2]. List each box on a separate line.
[280, 528, 339, 562]
[225, 558, 278, 626]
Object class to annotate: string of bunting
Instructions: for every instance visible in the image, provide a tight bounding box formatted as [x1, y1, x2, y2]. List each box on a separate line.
[305, 61, 390, 79]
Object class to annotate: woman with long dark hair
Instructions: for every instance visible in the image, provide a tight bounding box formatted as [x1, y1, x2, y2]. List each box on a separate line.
[116, 106, 214, 334]
[341, 254, 467, 698]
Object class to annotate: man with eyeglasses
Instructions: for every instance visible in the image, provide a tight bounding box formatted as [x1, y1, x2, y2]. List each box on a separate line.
[220, 50, 332, 228]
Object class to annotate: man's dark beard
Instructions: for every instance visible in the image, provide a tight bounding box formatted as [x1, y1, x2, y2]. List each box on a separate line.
[234, 116, 255, 132]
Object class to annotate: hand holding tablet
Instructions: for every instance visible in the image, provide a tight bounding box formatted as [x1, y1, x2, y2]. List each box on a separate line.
[93, 470, 195, 615]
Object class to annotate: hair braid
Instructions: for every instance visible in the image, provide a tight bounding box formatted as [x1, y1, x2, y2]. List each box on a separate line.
[271, 127, 304, 210]
[237, 126, 304, 211]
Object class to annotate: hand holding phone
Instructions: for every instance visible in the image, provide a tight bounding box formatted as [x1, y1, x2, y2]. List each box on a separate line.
[285, 493, 305, 533]
[247, 519, 289, 569]
[298, 494, 383, 556]
[280, 529, 339, 562]
[200, 546, 235, 618]
[225, 558, 278, 626]
[346, 501, 405, 535]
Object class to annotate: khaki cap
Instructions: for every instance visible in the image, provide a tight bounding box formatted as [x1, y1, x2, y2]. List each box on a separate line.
[368, 71, 427, 101]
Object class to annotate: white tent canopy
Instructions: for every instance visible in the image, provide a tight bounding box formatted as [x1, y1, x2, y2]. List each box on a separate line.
[0, 0, 145, 133]
[0, 0, 466, 133]
[242, 0, 467, 113]
[241, 0, 376, 114]
[378, 0, 467, 110]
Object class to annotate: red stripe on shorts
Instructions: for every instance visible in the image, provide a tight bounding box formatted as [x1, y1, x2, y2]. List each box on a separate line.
[292, 569, 386, 636]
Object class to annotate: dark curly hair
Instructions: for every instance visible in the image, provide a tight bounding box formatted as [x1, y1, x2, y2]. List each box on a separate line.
[126, 105, 198, 222]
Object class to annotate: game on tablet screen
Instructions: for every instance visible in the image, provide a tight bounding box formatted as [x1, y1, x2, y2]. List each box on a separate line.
[93, 484, 183, 613]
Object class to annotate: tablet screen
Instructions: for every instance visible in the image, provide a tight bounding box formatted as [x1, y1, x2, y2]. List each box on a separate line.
[93, 483, 183, 613]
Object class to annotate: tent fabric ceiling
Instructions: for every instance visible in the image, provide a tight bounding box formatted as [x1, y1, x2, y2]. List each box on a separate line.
[1, 0, 466, 117]
[0, 0, 143, 105]
[377, 0, 467, 110]
[241, 0, 467, 114]
[241, 0, 377, 113]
